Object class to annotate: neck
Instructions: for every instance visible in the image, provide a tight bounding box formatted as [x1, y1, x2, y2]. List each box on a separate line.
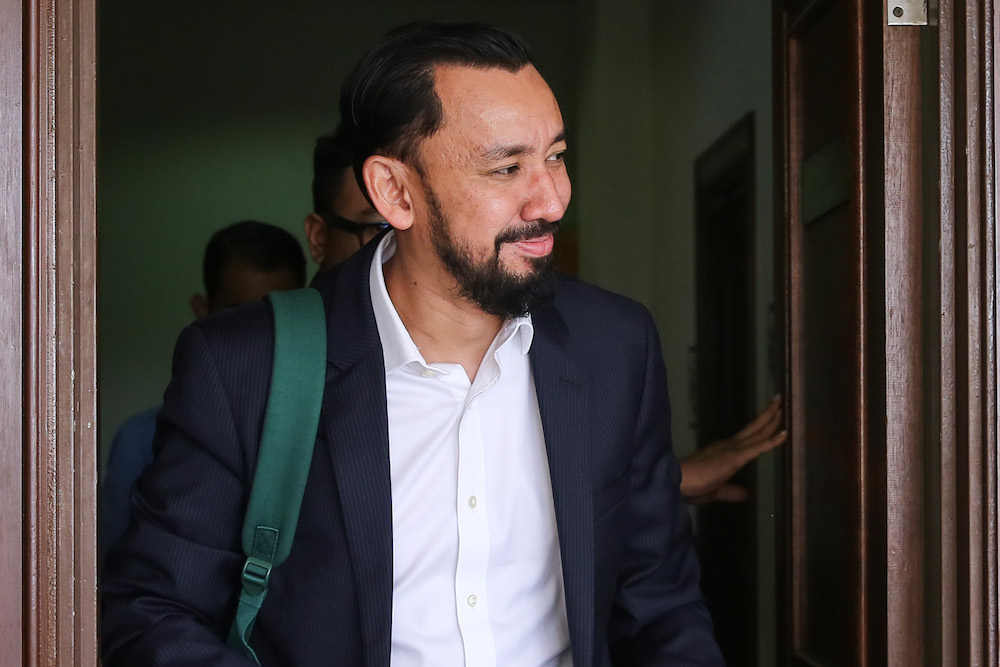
[383, 252, 503, 382]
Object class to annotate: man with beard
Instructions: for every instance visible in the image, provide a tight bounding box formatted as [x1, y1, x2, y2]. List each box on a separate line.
[304, 127, 785, 504]
[101, 20, 725, 666]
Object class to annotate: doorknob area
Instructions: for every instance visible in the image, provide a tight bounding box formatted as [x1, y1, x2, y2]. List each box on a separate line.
[887, 0, 929, 26]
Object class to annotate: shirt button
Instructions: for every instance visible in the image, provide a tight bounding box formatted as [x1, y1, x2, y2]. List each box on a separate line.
[468, 496, 478, 509]
[420, 370, 435, 378]
[467, 594, 478, 608]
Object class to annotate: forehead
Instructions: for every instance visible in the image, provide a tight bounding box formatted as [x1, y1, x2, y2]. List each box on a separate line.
[428, 64, 564, 153]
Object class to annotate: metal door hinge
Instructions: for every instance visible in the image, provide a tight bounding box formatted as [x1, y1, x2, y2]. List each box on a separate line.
[888, 0, 928, 26]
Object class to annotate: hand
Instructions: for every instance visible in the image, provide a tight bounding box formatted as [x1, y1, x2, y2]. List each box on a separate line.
[679, 395, 787, 504]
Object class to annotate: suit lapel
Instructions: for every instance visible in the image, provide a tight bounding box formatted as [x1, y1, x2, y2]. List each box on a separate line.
[317, 242, 393, 667]
[530, 304, 595, 667]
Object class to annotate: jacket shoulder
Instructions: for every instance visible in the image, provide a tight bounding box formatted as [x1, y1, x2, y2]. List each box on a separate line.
[547, 275, 658, 343]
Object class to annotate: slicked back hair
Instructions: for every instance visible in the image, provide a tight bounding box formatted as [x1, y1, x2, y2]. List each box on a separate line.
[339, 20, 532, 181]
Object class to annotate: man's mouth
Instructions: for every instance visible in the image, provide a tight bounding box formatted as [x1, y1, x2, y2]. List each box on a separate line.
[511, 234, 555, 257]
[496, 221, 559, 257]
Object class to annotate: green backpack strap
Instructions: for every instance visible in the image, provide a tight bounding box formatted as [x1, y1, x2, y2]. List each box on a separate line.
[228, 288, 327, 663]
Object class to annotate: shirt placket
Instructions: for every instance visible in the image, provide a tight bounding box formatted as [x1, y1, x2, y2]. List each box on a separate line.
[454, 361, 501, 666]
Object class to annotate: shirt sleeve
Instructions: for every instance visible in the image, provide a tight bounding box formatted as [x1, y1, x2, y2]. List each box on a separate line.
[99, 406, 158, 561]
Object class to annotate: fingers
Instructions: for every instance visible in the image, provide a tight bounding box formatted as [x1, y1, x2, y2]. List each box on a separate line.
[729, 421, 788, 471]
[711, 484, 749, 503]
[746, 428, 787, 457]
[733, 395, 782, 440]
[689, 483, 748, 505]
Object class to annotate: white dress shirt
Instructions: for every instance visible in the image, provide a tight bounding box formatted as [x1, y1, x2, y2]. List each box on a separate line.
[370, 233, 572, 667]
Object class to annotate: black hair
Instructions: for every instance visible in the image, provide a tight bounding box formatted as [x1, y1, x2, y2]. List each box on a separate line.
[311, 124, 354, 214]
[202, 220, 306, 299]
[339, 19, 532, 179]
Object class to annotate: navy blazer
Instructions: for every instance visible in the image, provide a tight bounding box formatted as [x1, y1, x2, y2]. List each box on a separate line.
[101, 238, 723, 666]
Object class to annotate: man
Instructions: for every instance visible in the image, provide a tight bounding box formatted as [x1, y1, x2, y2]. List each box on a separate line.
[101, 21, 724, 665]
[305, 129, 785, 503]
[99, 220, 305, 559]
[303, 124, 388, 270]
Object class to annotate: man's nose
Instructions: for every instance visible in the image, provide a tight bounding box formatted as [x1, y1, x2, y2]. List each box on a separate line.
[521, 168, 570, 223]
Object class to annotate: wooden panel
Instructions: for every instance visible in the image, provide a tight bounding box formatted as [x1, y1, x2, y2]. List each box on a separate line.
[776, 0, 884, 663]
[23, 0, 99, 664]
[798, 202, 862, 664]
[0, 1, 24, 664]
[779, 0, 870, 663]
[882, 8, 926, 665]
[933, 1, 999, 664]
[932, 7, 958, 665]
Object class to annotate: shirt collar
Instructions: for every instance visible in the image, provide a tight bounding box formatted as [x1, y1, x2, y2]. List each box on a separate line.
[369, 231, 535, 376]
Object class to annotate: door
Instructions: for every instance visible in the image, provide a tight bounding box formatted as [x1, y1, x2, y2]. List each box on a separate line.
[776, 1, 873, 663]
[775, 0, 999, 664]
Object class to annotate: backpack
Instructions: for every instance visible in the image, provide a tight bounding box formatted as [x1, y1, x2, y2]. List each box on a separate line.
[227, 288, 327, 663]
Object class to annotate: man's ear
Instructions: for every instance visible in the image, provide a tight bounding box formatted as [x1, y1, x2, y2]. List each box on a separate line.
[363, 156, 414, 231]
[190, 293, 210, 319]
[303, 212, 327, 265]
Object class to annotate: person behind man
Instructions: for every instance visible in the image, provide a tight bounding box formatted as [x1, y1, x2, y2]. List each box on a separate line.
[303, 124, 388, 270]
[101, 21, 724, 665]
[99, 220, 306, 559]
[306, 123, 786, 502]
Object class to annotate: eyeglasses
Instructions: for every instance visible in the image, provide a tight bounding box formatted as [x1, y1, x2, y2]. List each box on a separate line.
[320, 212, 390, 248]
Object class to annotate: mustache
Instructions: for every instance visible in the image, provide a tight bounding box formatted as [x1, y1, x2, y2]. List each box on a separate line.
[494, 220, 560, 249]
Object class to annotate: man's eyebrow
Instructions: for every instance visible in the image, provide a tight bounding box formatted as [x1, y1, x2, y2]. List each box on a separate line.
[479, 130, 568, 162]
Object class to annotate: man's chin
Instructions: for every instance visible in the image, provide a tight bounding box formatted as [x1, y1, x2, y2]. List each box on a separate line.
[467, 260, 557, 319]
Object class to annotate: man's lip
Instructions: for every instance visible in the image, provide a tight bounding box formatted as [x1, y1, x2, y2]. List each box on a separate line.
[510, 234, 555, 257]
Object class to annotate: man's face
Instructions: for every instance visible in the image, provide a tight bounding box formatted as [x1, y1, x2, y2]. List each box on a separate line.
[405, 64, 571, 316]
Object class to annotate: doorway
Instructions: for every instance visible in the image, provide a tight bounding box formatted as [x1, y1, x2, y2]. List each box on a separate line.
[15, 1, 1000, 664]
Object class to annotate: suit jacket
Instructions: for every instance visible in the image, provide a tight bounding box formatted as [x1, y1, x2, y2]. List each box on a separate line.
[101, 238, 723, 666]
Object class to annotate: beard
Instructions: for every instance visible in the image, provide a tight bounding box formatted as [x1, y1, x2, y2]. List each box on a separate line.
[425, 188, 559, 319]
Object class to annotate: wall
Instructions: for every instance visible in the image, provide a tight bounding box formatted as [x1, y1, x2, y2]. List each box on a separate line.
[576, 0, 776, 662]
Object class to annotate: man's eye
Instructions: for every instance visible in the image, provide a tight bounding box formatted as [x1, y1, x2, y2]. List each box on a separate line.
[547, 151, 566, 163]
[494, 164, 519, 176]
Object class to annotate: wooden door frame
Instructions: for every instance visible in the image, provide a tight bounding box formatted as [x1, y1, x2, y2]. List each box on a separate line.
[2, 0, 99, 663]
[929, 1, 999, 662]
[0, 2, 25, 663]
[883, 0, 999, 662]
